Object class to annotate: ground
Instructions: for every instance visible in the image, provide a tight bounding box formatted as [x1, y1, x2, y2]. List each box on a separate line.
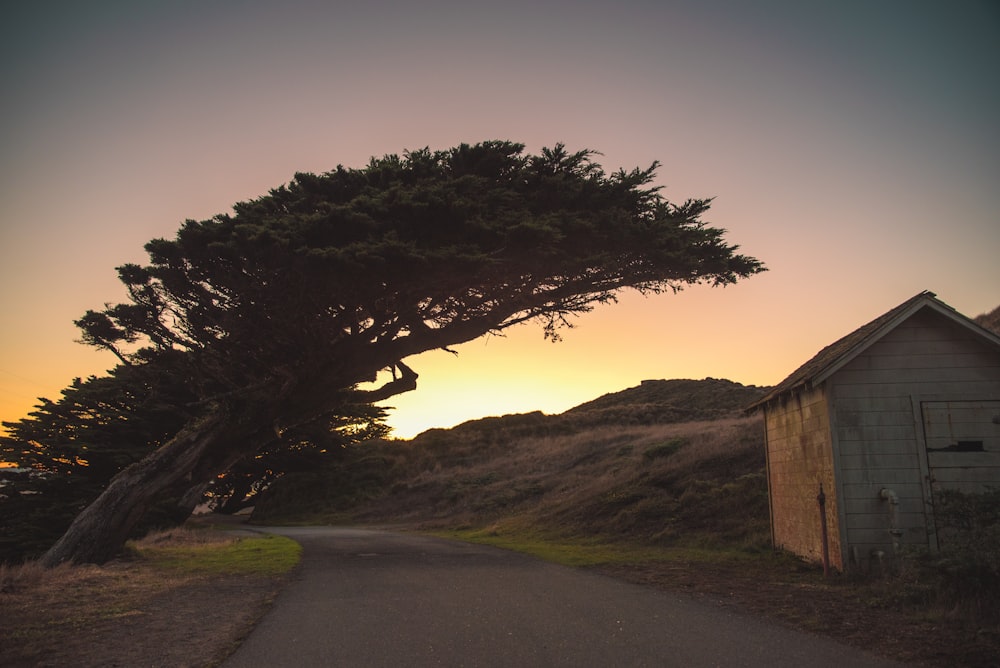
[2, 525, 997, 667]
[598, 561, 999, 668]
[0, 557, 282, 668]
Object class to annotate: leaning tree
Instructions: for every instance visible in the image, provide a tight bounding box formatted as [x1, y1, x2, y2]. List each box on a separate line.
[0, 354, 196, 562]
[0, 353, 392, 562]
[40, 141, 764, 566]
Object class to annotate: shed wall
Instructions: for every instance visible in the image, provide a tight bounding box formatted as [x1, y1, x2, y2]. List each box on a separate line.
[829, 309, 1000, 564]
[764, 385, 841, 569]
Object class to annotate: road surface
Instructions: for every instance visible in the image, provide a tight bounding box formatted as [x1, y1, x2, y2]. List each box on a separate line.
[224, 527, 898, 667]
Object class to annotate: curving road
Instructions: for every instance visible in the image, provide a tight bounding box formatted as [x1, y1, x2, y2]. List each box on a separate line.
[223, 527, 899, 668]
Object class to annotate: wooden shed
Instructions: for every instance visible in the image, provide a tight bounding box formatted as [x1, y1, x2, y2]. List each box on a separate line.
[747, 291, 1000, 571]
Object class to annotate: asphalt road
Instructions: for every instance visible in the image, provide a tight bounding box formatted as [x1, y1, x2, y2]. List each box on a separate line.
[223, 527, 899, 668]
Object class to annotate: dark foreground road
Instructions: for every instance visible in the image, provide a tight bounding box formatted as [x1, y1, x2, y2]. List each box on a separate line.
[224, 527, 899, 668]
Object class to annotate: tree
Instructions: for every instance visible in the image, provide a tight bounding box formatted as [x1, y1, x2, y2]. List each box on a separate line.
[41, 141, 764, 566]
[205, 402, 391, 515]
[0, 357, 391, 562]
[0, 357, 195, 562]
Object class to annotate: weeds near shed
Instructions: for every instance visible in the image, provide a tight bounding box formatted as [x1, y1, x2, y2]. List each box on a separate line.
[861, 488, 1000, 634]
[926, 488, 1000, 624]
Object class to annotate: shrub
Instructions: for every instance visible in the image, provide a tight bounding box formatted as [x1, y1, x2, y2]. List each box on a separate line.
[927, 487, 1000, 622]
[643, 438, 687, 461]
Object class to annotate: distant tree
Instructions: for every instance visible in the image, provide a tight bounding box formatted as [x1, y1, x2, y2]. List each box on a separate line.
[2, 353, 194, 478]
[41, 141, 764, 566]
[0, 358, 193, 561]
[0, 354, 393, 561]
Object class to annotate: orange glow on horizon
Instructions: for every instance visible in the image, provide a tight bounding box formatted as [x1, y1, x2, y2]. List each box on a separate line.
[1, 2, 997, 441]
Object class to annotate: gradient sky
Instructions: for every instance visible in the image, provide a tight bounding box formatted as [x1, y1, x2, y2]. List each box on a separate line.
[1, 1, 998, 439]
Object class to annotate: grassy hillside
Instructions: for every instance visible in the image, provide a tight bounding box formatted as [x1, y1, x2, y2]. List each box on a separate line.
[565, 377, 767, 424]
[252, 379, 771, 551]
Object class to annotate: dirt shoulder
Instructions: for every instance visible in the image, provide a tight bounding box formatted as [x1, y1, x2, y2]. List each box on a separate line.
[0, 524, 286, 668]
[598, 560, 1000, 668]
[2, 529, 997, 668]
[1, 563, 282, 668]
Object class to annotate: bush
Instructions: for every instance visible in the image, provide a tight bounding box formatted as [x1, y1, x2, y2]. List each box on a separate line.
[928, 487, 1000, 622]
[643, 438, 687, 461]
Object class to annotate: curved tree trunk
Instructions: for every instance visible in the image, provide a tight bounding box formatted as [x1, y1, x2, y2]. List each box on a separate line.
[40, 367, 419, 567]
[40, 410, 239, 566]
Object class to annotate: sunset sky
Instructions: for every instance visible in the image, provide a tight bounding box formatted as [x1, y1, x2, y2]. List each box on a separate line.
[1, 1, 998, 439]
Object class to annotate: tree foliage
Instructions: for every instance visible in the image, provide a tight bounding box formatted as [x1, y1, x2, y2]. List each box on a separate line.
[38, 140, 763, 566]
[78, 141, 760, 395]
[0, 360, 389, 562]
[0, 361, 193, 561]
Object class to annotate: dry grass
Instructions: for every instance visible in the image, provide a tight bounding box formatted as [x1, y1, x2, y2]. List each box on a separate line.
[0, 526, 237, 594]
[0, 525, 295, 668]
[256, 415, 769, 552]
[1, 557, 195, 666]
[0, 559, 104, 595]
[252, 378, 771, 532]
[137, 524, 240, 546]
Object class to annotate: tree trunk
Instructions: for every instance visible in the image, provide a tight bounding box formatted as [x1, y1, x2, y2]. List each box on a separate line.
[214, 476, 258, 515]
[40, 409, 239, 566]
[40, 367, 419, 567]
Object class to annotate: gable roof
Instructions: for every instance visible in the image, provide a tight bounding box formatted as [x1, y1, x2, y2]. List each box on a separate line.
[747, 291, 1000, 412]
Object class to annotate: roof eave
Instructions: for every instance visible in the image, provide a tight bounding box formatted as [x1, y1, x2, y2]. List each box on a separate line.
[743, 291, 1000, 414]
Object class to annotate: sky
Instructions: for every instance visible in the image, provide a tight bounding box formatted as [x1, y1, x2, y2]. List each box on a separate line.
[1, 0, 998, 439]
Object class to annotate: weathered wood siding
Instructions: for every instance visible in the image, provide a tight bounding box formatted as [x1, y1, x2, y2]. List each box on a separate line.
[829, 309, 1000, 563]
[764, 385, 842, 569]
[921, 400, 1000, 494]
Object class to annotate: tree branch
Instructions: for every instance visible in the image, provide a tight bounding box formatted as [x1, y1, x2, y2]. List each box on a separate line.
[353, 360, 418, 403]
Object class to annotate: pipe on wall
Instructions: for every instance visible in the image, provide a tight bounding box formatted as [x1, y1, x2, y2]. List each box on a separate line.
[880, 487, 903, 560]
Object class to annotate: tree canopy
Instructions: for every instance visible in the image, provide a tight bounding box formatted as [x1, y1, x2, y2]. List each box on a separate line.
[38, 140, 763, 566]
[79, 142, 760, 403]
[0, 355, 390, 562]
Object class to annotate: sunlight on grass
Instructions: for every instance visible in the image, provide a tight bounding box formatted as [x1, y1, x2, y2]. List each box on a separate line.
[136, 535, 301, 576]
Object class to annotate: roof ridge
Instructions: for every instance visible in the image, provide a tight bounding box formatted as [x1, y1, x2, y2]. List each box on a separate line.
[745, 291, 957, 411]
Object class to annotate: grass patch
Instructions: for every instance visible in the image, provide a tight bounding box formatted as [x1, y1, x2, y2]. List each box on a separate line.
[433, 525, 763, 568]
[135, 533, 301, 576]
[643, 437, 687, 460]
[436, 527, 652, 566]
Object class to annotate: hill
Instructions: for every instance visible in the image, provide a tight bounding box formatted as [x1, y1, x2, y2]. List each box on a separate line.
[404, 377, 768, 442]
[975, 303, 1000, 336]
[252, 378, 771, 549]
[565, 377, 767, 424]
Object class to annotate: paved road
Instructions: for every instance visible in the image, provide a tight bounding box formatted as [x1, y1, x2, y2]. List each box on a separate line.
[224, 527, 898, 668]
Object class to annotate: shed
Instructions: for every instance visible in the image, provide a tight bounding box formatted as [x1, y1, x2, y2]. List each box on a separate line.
[747, 291, 1000, 571]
